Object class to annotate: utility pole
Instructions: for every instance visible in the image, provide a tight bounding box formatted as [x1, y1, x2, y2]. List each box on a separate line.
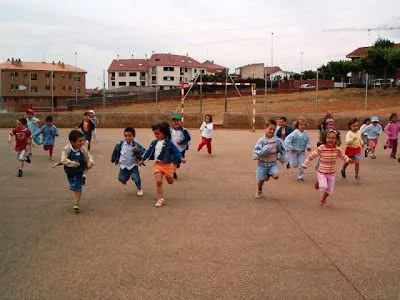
[315, 70, 319, 112]
[75, 51, 78, 105]
[224, 68, 228, 112]
[300, 52, 304, 91]
[200, 69, 203, 113]
[365, 73, 368, 111]
[102, 68, 106, 109]
[0, 70, 3, 113]
[51, 70, 54, 113]
[270, 32, 274, 91]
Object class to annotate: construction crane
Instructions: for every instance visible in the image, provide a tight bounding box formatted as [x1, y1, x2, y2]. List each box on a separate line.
[323, 25, 400, 32]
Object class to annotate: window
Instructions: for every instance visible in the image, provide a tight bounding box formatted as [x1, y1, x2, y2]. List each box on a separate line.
[141, 81, 145, 86]
[180, 77, 183, 82]
[111, 82, 115, 87]
[194, 69, 197, 73]
[76, 88, 81, 93]
[119, 72, 126, 77]
[10, 84, 15, 91]
[63, 86, 66, 91]
[53, 86, 56, 90]
[31, 73, 37, 80]
[62, 74, 65, 79]
[163, 67, 174, 72]
[159, 86, 164, 90]
[129, 72, 137, 77]
[45, 72, 51, 78]
[119, 82, 126, 86]
[155, 58, 160, 61]
[129, 82, 137, 86]
[69, 74, 72, 79]
[111, 72, 115, 77]
[185, 68, 188, 72]
[45, 85, 51, 90]
[69, 86, 72, 90]
[163, 76, 174, 81]
[140, 72, 145, 77]
[10, 72, 18, 78]
[31, 86, 38, 93]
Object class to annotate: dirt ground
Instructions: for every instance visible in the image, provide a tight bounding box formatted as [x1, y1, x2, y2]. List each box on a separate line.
[106, 89, 400, 124]
[0, 128, 399, 299]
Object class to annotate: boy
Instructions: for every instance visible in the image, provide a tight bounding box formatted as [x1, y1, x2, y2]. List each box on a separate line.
[170, 113, 191, 179]
[111, 127, 145, 196]
[26, 108, 41, 155]
[88, 110, 99, 142]
[253, 119, 286, 198]
[276, 116, 294, 141]
[60, 130, 94, 213]
[8, 118, 32, 177]
[360, 116, 382, 159]
[35, 115, 59, 161]
[78, 112, 95, 150]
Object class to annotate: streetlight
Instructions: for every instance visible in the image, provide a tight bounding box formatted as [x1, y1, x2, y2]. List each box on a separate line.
[74, 51, 78, 105]
[300, 52, 304, 89]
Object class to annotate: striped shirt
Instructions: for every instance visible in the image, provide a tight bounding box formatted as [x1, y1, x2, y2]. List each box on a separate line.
[303, 144, 350, 174]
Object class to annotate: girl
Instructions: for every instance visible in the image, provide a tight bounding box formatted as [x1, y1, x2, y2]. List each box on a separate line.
[360, 116, 382, 159]
[317, 118, 341, 147]
[319, 113, 333, 133]
[284, 117, 311, 182]
[198, 114, 213, 154]
[384, 113, 400, 159]
[302, 130, 351, 207]
[341, 118, 362, 182]
[360, 118, 371, 151]
[141, 122, 185, 207]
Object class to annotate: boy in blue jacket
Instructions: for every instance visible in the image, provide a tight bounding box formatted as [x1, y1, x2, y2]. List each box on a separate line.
[35, 115, 59, 161]
[170, 113, 191, 179]
[253, 119, 286, 199]
[111, 127, 146, 196]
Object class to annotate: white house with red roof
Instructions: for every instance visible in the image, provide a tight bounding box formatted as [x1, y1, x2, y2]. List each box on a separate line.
[202, 60, 226, 75]
[107, 53, 206, 90]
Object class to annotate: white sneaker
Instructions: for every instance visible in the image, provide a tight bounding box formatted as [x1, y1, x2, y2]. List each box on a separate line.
[155, 198, 166, 207]
[136, 189, 144, 196]
[255, 190, 263, 198]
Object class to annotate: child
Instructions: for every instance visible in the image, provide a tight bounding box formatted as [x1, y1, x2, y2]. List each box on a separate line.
[341, 118, 362, 182]
[8, 118, 32, 177]
[111, 127, 145, 196]
[26, 109, 41, 157]
[276, 116, 295, 141]
[89, 110, 99, 142]
[383, 113, 400, 159]
[302, 130, 351, 207]
[140, 122, 185, 207]
[284, 117, 311, 182]
[360, 116, 382, 159]
[317, 118, 341, 147]
[34, 115, 59, 161]
[360, 118, 371, 149]
[319, 113, 333, 133]
[198, 114, 213, 154]
[60, 130, 94, 213]
[78, 112, 95, 151]
[170, 113, 191, 179]
[253, 119, 286, 198]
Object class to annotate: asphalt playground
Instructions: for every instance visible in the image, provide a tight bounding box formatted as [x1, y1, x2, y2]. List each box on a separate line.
[0, 128, 399, 299]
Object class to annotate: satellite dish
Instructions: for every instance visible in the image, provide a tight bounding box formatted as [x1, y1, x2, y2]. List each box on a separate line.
[18, 85, 27, 91]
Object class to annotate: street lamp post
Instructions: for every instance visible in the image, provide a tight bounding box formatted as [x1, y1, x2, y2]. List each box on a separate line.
[300, 52, 304, 90]
[75, 52, 78, 105]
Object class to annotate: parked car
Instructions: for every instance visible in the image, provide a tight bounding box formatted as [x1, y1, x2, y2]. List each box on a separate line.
[373, 79, 393, 87]
[300, 84, 315, 89]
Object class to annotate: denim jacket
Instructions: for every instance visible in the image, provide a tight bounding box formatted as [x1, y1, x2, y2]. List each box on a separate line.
[253, 135, 286, 164]
[111, 140, 146, 164]
[284, 129, 311, 152]
[142, 139, 183, 164]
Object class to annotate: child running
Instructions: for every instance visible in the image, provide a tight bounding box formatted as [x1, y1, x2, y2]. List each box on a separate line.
[8, 118, 32, 177]
[253, 119, 286, 199]
[360, 116, 382, 159]
[317, 118, 341, 147]
[78, 112, 95, 151]
[360, 118, 371, 149]
[111, 127, 145, 196]
[60, 130, 94, 213]
[284, 117, 311, 182]
[198, 114, 213, 154]
[341, 118, 362, 182]
[25, 109, 41, 159]
[170, 113, 191, 179]
[140, 122, 185, 207]
[302, 130, 351, 207]
[34, 115, 59, 161]
[89, 110, 99, 142]
[383, 113, 400, 159]
[276, 116, 295, 140]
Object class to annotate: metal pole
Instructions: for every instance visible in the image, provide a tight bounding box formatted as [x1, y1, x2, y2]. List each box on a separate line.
[270, 32, 274, 92]
[75, 51, 78, 105]
[0, 70, 3, 114]
[51, 70, 54, 113]
[224, 68, 228, 112]
[200, 70, 203, 113]
[252, 84, 256, 132]
[315, 70, 319, 112]
[228, 73, 242, 97]
[102, 68, 106, 109]
[264, 72, 267, 111]
[300, 52, 304, 90]
[365, 73, 368, 111]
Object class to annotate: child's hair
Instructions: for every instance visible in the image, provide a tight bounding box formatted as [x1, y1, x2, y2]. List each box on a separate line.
[389, 113, 398, 121]
[83, 112, 90, 116]
[45, 115, 53, 122]
[124, 127, 136, 135]
[348, 118, 359, 129]
[69, 129, 84, 142]
[204, 114, 213, 122]
[18, 118, 27, 126]
[265, 119, 277, 127]
[279, 116, 287, 122]
[362, 118, 370, 124]
[323, 129, 338, 144]
[151, 122, 171, 139]
[294, 117, 307, 129]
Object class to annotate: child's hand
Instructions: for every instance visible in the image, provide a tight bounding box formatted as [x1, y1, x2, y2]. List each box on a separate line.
[181, 158, 186, 164]
[87, 162, 94, 169]
[138, 160, 145, 166]
[132, 147, 138, 153]
[72, 162, 80, 168]
[307, 147, 312, 151]
[302, 164, 307, 169]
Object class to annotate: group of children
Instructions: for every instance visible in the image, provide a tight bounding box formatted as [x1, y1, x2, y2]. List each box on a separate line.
[253, 113, 400, 207]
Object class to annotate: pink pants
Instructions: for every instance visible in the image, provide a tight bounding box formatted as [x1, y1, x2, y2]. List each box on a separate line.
[198, 137, 212, 154]
[317, 172, 336, 195]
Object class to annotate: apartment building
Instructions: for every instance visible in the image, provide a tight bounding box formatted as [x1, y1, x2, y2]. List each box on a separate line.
[0, 58, 86, 111]
[107, 53, 206, 90]
[235, 63, 265, 79]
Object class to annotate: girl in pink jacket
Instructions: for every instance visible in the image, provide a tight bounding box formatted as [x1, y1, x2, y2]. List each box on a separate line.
[384, 113, 400, 159]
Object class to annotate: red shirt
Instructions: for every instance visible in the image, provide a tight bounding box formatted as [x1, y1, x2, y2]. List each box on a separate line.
[12, 127, 32, 151]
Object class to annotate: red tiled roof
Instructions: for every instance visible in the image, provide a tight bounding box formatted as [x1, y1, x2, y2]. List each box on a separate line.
[202, 60, 226, 72]
[148, 53, 204, 68]
[264, 66, 282, 75]
[108, 59, 148, 72]
[0, 60, 86, 73]
[346, 43, 400, 58]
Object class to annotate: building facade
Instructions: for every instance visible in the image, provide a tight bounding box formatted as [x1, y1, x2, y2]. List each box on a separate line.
[0, 59, 86, 111]
[235, 63, 265, 79]
[107, 53, 206, 90]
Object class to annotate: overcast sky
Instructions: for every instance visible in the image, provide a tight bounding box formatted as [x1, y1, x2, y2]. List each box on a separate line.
[0, 0, 399, 87]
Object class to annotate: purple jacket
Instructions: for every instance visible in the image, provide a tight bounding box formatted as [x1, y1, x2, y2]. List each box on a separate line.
[384, 122, 400, 140]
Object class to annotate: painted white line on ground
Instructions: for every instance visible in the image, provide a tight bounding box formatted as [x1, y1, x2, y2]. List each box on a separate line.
[0, 175, 12, 182]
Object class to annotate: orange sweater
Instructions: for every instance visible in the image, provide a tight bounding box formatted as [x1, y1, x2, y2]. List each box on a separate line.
[303, 144, 350, 174]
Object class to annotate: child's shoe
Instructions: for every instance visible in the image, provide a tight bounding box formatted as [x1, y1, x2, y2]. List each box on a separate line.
[384, 145, 387, 150]
[82, 175, 86, 185]
[255, 190, 263, 198]
[398, 157, 400, 163]
[340, 169, 346, 179]
[25, 156, 31, 163]
[364, 149, 369, 157]
[371, 154, 376, 159]
[320, 199, 328, 207]
[173, 172, 178, 179]
[155, 198, 166, 207]
[286, 162, 291, 169]
[355, 175, 361, 183]
[314, 180, 319, 190]
[73, 205, 81, 213]
[137, 189, 144, 196]
[17, 169, 23, 177]
[297, 178, 304, 182]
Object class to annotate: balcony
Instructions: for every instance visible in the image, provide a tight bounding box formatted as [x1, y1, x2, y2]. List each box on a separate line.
[140, 76, 146, 81]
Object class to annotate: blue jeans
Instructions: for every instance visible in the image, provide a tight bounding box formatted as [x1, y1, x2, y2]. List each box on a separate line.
[118, 166, 141, 189]
[67, 173, 83, 192]
[256, 162, 278, 181]
[289, 151, 306, 180]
